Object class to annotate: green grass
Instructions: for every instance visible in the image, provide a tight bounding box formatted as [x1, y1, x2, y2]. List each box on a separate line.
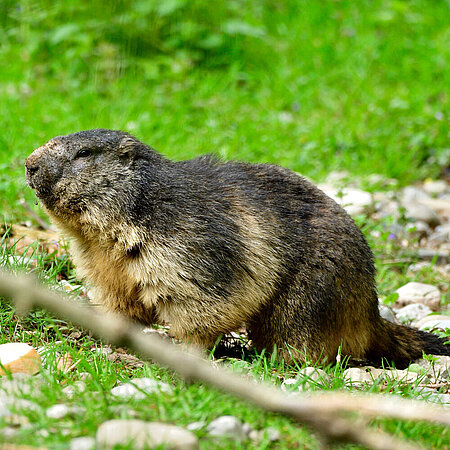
[1, 1, 449, 448]
[0, 0, 449, 222]
[1, 217, 449, 449]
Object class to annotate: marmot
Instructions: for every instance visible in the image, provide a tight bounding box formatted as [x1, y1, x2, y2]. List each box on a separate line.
[25, 129, 449, 368]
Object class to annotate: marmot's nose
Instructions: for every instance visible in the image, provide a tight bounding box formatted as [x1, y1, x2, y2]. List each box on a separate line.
[26, 162, 39, 177]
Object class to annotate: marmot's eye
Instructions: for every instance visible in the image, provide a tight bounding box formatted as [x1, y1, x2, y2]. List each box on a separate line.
[76, 149, 92, 158]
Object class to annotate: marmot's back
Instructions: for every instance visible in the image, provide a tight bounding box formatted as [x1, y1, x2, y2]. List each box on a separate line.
[25, 129, 450, 367]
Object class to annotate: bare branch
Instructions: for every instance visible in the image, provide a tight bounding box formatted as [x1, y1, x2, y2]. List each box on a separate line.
[19, 199, 52, 231]
[0, 270, 448, 450]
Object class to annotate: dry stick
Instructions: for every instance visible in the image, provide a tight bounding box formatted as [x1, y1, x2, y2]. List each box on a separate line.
[19, 199, 52, 231]
[0, 271, 448, 450]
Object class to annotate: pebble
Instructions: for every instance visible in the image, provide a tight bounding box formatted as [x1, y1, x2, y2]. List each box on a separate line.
[110, 378, 172, 400]
[297, 367, 328, 389]
[186, 421, 206, 431]
[428, 225, 450, 245]
[379, 303, 396, 323]
[62, 381, 86, 399]
[281, 378, 299, 391]
[92, 347, 113, 356]
[423, 180, 448, 196]
[206, 415, 248, 441]
[402, 201, 441, 227]
[395, 303, 433, 324]
[70, 436, 96, 450]
[343, 367, 419, 385]
[395, 282, 441, 311]
[343, 368, 376, 385]
[96, 420, 199, 450]
[46, 403, 70, 419]
[322, 187, 373, 216]
[417, 355, 450, 380]
[416, 315, 450, 333]
[402, 186, 431, 203]
[423, 393, 450, 406]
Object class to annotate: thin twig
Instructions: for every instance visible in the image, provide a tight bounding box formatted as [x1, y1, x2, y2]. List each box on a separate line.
[19, 198, 52, 230]
[1, 270, 448, 450]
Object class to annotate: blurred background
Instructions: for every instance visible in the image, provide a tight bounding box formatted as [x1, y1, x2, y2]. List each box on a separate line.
[0, 0, 448, 221]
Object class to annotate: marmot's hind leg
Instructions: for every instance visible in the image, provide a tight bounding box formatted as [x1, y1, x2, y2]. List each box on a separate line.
[247, 277, 374, 365]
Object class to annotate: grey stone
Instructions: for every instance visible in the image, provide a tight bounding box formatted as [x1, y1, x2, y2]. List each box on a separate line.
[342, 368, 376, 385]
[0, 373, 40, 397]
[70, 436, 96, 450]
[379, 304, 396, 323]
[280, 378, 299, 391]
[0, 398, 10, 417]
[424, 393, 450, 406]
[79, 372, 93, 381]
[395, 282, 441, 311]
[2, 426, 17, 439]
[249, 426, 281, 443]
[416, 355, 450, 381]
[405, 221, 431, 238]
[395, 304, 433, 324]
[402, 201, 441, 227]
[93, 347, 113, 356]
[297, 367, 328, 389]
[206, 415, 247, 441]
[62, 381, 86, 399]
[323, 187, 372, 216]
[46, 403, 70, 419]
[423, 180, 448, 196]
[96, 420, 198, 449]
[416, 315, 450, 333]
[186, 421, 206, 431]
[110, 378, 172, 400]
[428, 224, 450, 245]
[402, 186, 431, 203]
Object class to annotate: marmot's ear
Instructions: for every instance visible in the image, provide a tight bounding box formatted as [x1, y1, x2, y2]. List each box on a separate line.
[119, 137, 137, 156]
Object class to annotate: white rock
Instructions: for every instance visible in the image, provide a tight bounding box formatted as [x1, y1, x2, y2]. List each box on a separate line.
[280, 378, 299, 391]
[402, 201, 441, 227]
[296, 367, 328, 389]
[379, 304, 396, 323]
[249, 426, 281, 443]
[424, 393, 450, 406]
[264, 427, 281, 442]
[0, 399, 10, 417]
[417, 355, 450, 381]
[395, 304, 433, 324]
[92, 347, 113, 356]
[206, 415, 247, 441]
[423, 180, 448, 196]
[402, 186, 431, 203]
[395, 282, 441, 311]
[323, 188, 372, 216]
[96, 420, 198, 449]
[0, 343, 41, 376]
[342, 368, 377, 385]
[418, 316, 450, 333]
[186, 421, 206, 431]
[62, 381, 86, 399]
[378, 369, 419, 382]
[46, 404, 70, 419]
[110, 378, 172, 400]
[70, 436, 96, 450]
[428, 224, 450, 245]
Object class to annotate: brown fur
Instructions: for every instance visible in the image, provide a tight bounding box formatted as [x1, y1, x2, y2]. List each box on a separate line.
[25, 129, 450, 367]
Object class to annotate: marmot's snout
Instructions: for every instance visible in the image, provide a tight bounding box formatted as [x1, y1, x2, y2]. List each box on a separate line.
[25, 144, 61, 198]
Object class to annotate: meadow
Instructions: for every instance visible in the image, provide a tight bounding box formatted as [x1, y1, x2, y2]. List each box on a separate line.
[0, 1, 449, 448]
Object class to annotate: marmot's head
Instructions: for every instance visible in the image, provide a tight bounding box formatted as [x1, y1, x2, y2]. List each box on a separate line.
[25, 129, 159, 225]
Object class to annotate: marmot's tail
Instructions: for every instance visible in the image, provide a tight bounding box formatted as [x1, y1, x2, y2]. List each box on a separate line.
[366, 319, 450, 369]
